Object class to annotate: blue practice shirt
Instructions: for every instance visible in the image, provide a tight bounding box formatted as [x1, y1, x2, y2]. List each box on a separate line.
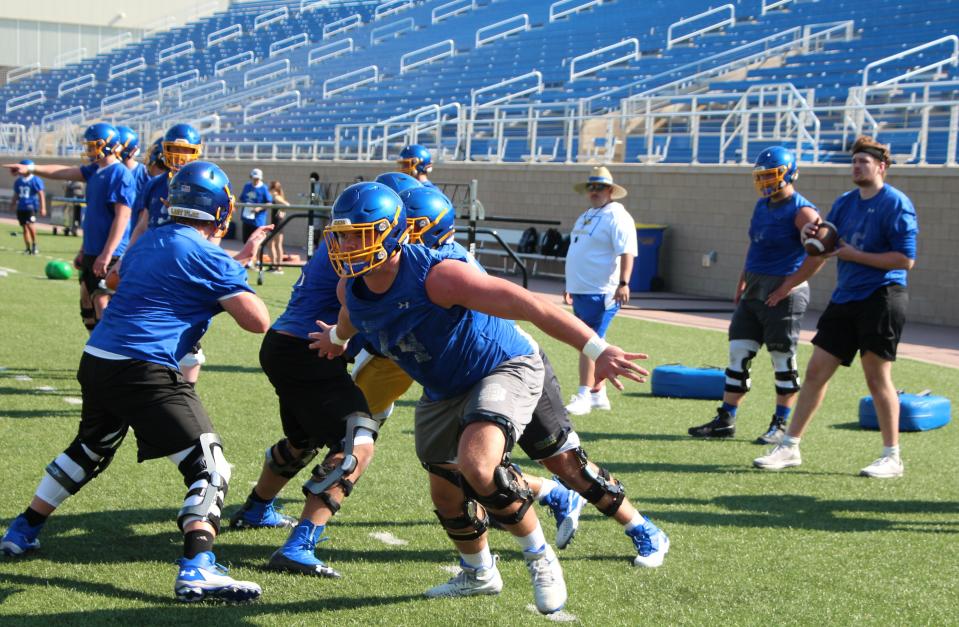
[13, 175, 44, 212]
[272, 240, 342, 340]
[345, 244, 533, 401]
[87, 224, 254, 370]
[136, 173, 172, 230]
[130, 162, 149, 207]
[745, 191, 817, 276]
[826, 184, 918, 304]
[239, 183, 273, 226]
[80, 161, 136, 256]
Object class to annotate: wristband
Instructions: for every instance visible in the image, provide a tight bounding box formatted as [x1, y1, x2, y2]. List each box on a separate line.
[618, 280, 628, 287]
[329, 324, 349, 346]
[27, 163, 36, 174]
[582, 335, 609, 361]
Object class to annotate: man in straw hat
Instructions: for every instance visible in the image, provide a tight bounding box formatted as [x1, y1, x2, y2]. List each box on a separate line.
[564, 166, 637, 416]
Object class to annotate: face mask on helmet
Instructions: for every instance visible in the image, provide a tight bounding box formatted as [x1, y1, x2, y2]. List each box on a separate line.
[400, 187, 455, 249]
[162, 124, 203, 171]
[396, 145, 432, 176]
[752, 147, 798, 198]
[324, 183, 410, 278]
[83, 123, 120, 162]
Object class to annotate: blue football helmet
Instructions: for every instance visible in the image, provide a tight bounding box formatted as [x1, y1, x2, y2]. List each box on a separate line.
[146, 138, 165, 168]
[19, 159, 34, 166]
[374, 171, 422, 196]
[166, 161, 234, 237]
[162, 123, 203, 171]
[753, 146, 798, 198]
[83, 123, 121, 162]
[325, 182, 409, 278]
[396, 144, 432, 176]
[116, 126, 140, 161]
[400, 187, 455, 249]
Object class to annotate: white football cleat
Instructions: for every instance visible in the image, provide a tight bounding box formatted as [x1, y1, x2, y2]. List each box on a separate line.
[590, 392, 611, 411]
[859, 455, 904, 478]
[565, 393, 592, 416]
[524, 545, 567, 614]
[753, 444, 802, 470]
[424, 557, 503, 599]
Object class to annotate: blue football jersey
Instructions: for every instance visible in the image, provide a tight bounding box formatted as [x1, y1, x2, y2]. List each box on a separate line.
[826, 184, 919, 303]
[272, 240, 342, 340]
[345, 244, 533, 401]
[136, 173, 173, 230]
[80, 161, 136, 256]
[86, 224, 254, 370]
[239, 183, 273, 226]
[13, 175, 44, 211]
[745, 191, 817, 276]
[129, 161, 149, 208]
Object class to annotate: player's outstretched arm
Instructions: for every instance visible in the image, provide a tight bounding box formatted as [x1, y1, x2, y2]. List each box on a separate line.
[426, 259, 648, 389]
[221, 292, 270, 333]
[5, 162, 83, 181]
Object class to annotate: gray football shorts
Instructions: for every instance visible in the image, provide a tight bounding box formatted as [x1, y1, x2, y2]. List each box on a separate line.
[414, 352, 545, 465]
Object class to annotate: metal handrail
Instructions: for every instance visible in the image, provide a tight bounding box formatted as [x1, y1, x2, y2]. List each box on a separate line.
[862, 35, 959, 91]
[158, 69, 200, 95]
[667, 4, 735, 49]
[719, 83, 821, 163]
[101, 88, 143, 116]
[41, 106, 84, 130]
[470, 70, 543, 111]
[569, 38, 639, 82]
[549, 0, 601, 22]
[375, 0, 413, 21]
[215, 51, 255, 76]
[7, 63, 41, 84]
[476, 14, 529, 48]
[58, 74, 95, 98]
[370, 17, 414, 46]
[324, 14, 362, 39]
[99, 32, 132, 53]
[299, 0, 328, 15]
[270, 33, 309, 57]
[208, 24, 242, 48]
[245, 59, 290, 88]
[109, 57, 146, 80]
[179, 80, 226, 107]
[6, 91, 45, 114]
[254, 6, 288, 31]
[158, 41, 195, 65]
[400, 39, 455, 74]
[243, 90, 302, 124]
[323, 66, 379, 98]
[309, 38, 354, 65]
[432, 0, 476, 24]
[53, 48, 86, 69]
[761, 0, 793, 15]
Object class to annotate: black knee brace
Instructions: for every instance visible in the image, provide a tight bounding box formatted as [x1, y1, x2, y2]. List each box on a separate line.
[569, 447, 626, 517]
[467, 463, 534, 526]
[45, 432, 125, 495]
[266, 439, 319, 479]
[303, 458, 355, 515]
[435, 499, 489, 542]
[176, 434, 230, 533]
[81, 306, 96, 331]
[422, 462, 462, 487]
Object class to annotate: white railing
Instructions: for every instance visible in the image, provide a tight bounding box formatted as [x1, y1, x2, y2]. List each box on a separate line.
[667, 4, 735, 49]
[191, 113, 221, 136]
[158, 41, 196, 65]
[862, 35, 959, 91]
[371, 18, 414, 46]
[99, 31, 132, 53]
[243, 90, 301, 124]
[7, 63, 41, 84]
[300, 0, 329, 15]
[215, 51, 255, 76]
[254, 7, 288, 30]
[375, 0, 413, 21]
[401, 39, 455, 74]
[569, 38, 639, 82]
[179, 80, 226, 107]
[0, 124, 31, 154]
[143, 15, 177, 36]
[432, 0, 476, 24]
[549, 0, 601, 22]
[309, 38, 354, 65]
[101, 88, 143, 116]
[109, 57, 146, 80]
[245, 59, 290, 88]
[719, 83, 821, 163]
[357, 102, 464, 160]
[325, 14, 362, 39]
[58, 73, 95, 97]
[5, 91, 45, 114]
[270, 33, 309, 57]
[476, 14, 529, 47]
[53, 48, 86, 69]
[205, 139, 336, 161]
[158, 69, 200, 100]
[323, 66, 379, 98]
[470, 70, 543, 111]
[762, 0, 793, 15]
[208, 24, 242, 48]
[41, 106, 84, 130]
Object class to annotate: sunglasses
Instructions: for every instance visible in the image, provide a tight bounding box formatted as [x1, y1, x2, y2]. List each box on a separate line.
[586, 183, 610, 192]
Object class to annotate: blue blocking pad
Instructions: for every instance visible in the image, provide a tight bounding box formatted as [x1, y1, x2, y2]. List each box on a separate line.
[859, 393, 951, 432]
[651, 365, 726, 400]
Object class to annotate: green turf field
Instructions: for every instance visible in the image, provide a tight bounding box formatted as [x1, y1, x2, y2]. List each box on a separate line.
[1, 232, 957, 625]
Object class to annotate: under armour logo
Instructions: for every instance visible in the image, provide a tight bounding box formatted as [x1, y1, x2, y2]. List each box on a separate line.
[179, 568, 197, 577]
[397, 301, 410, 309]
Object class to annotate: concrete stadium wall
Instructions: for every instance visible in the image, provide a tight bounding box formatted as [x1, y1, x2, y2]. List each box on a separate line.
[213, 160, 958, 327]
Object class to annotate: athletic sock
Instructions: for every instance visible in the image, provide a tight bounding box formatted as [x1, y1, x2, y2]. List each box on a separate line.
[720, 402, 738, 418]
[183, 529, 215, 559]
[535, 478, 558, 502]
[249, 488, 271, 503]
[783, 435, 801, 448]
[623, 511, 648, 532]
[460, 546, 493, 570]
[883, 445, 901, 460]
[23, 507, 47, 527]
[775, 405, 792, 420]
[577, 386, 590, 396]
[516, 521, 547, 555]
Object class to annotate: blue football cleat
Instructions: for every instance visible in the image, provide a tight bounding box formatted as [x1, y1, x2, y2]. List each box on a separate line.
[540, 479, 585, 550]
[626, 520, 670, 568]
[268, 521, 341, 578]
[174, 551, 261, 603]
[229, 496, 296, 530]
[1, 514, 43, 557]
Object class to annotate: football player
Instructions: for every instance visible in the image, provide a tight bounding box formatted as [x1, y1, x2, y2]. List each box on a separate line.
[10, 159, 46, 255]
[396, 144, 440, 190]
[311, 182, 648, 614]
[688, 146, 823, 444]
[116, 126, 149, 203]
[1, 161, 267, 603]
[5, 123, 136, 332]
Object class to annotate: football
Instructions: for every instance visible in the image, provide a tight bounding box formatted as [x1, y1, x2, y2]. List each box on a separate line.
[804, 221, 839, 256]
